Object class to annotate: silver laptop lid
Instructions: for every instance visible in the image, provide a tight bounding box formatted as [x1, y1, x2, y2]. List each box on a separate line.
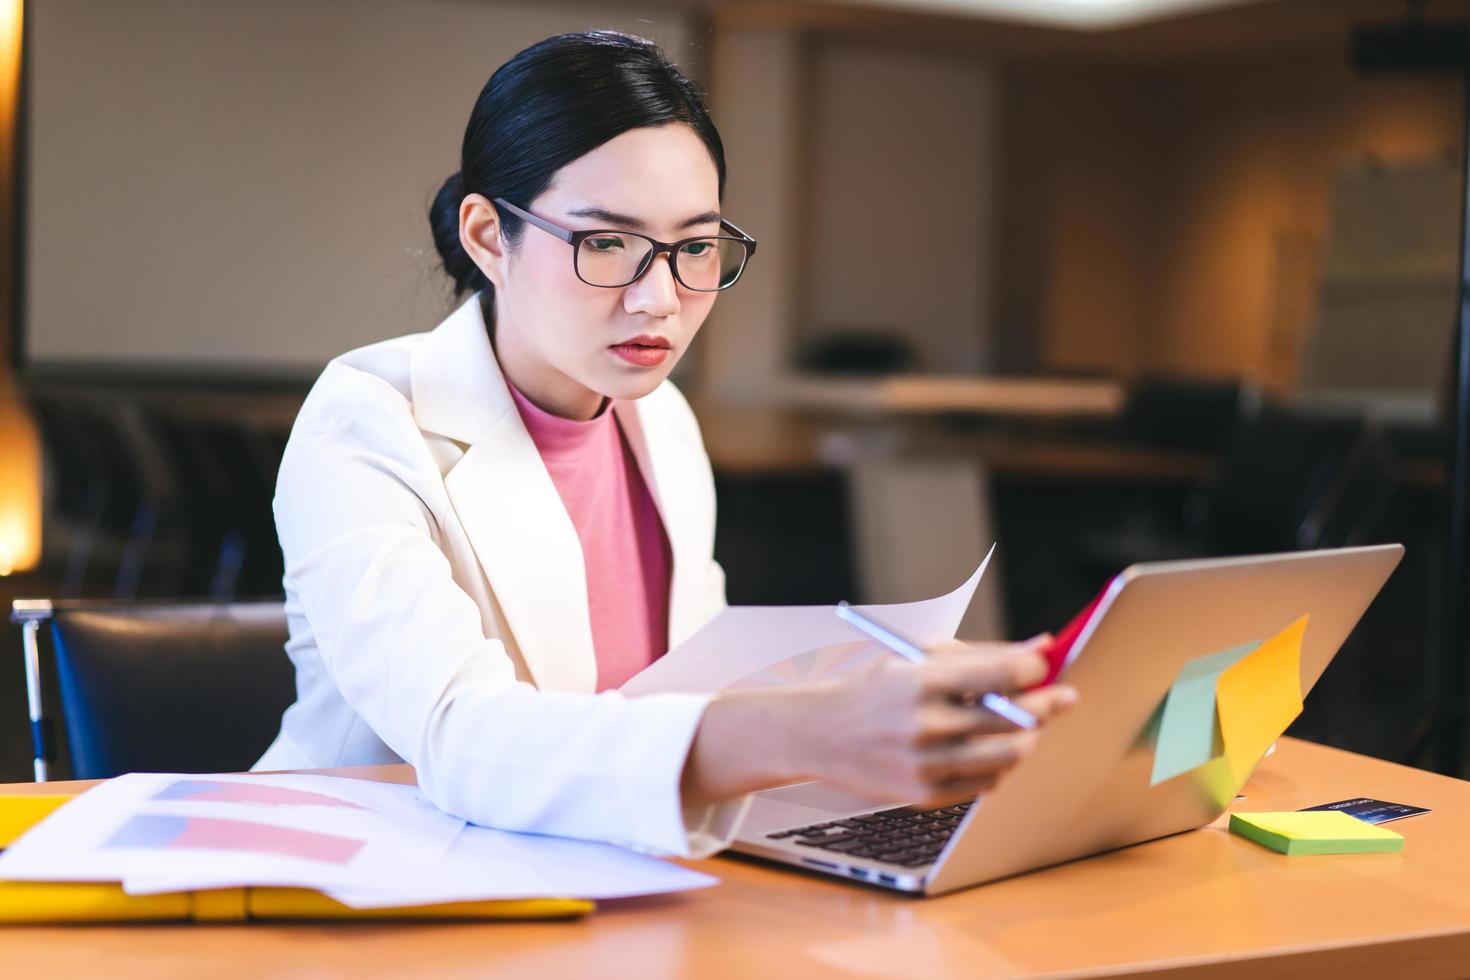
[924, 544, 1403, 895]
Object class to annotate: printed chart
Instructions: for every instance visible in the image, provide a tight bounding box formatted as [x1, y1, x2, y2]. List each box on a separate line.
[105, 814, 366, 864]
[152, 779, 366, 810]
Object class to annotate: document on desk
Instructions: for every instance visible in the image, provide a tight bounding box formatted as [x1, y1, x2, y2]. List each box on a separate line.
[126, 823, 717, 907]
[320, 825, 717, 909]
[0, 772, 465, 895]
[622, 547, 992, 697]
[0, 772, 717, 907]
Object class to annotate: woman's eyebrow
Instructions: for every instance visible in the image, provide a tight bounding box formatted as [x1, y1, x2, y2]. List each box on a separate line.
[566, 206, 722, 231]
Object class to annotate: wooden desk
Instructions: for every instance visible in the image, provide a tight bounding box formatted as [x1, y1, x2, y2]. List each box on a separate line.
[691, 397, 1215, 484]
[781, 375, 1126, 420]
[2, 738, 1468, 978]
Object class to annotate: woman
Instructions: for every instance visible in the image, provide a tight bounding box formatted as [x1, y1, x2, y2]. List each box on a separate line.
[255, 31, 1077, 857]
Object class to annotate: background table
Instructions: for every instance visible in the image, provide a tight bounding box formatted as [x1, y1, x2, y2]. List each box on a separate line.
[2, 738, 1468, 978]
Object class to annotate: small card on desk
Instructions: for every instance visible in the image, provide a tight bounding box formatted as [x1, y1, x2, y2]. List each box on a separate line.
[1299, 798, 1431, 825]
[1229, 811, 1404, 855]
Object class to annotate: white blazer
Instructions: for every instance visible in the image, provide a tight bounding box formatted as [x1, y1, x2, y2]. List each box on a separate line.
[255, 293, 747, 856]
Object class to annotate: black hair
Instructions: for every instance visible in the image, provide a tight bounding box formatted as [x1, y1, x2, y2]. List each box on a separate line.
[429, 31, 726, 300]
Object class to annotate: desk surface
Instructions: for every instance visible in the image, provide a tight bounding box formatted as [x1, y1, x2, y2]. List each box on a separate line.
[2, 738, 1468, 979]
[781, 375, 1127, 419]
[689, 398, 1215, 483]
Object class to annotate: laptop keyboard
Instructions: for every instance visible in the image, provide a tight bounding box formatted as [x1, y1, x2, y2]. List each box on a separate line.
[764, 802, 972, 868]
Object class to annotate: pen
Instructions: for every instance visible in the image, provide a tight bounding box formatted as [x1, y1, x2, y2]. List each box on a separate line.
[835, 601, 1038, 730]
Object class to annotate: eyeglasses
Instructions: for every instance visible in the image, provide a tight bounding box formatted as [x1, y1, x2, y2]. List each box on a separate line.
[492, 197, 757, 292]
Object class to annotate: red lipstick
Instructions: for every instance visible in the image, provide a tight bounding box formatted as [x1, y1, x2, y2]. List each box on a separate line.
[609, 335, 672, 368]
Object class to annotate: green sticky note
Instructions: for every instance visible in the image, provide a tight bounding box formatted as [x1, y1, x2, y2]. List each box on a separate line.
[1149, 642, 1259, 785]
[1229, 811, 1404, 855]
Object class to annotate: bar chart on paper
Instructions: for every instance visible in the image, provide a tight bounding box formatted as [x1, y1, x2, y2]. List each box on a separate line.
[151, 780, 367, 810]
[105, 814, 366, 864]
[0, 773, 467, 898]
[0, 771, 719, 909]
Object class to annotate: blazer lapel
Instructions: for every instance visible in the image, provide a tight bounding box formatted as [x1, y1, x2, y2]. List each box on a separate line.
[411, 295, 597, 693]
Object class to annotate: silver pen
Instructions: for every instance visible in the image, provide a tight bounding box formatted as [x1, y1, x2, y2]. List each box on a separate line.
[835, 601, 1038, 730]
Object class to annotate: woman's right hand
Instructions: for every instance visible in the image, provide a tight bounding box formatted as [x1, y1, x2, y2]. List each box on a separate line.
[681, 638, 1078, 809]
[792, 638, 1078, 807]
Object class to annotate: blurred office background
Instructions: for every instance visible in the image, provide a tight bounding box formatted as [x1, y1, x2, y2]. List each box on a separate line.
[0, 0, 1464, 778]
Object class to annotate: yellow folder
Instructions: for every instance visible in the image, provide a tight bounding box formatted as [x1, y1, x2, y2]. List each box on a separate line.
[0, 793, 593, 923]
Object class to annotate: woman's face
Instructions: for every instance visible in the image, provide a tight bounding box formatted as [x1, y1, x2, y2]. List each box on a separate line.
[464, 124, 724, 420]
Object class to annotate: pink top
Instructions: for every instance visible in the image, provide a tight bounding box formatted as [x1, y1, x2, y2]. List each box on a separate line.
[506, 382, 673, 691]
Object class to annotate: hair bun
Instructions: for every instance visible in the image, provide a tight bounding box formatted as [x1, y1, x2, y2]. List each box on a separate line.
[428, 171, 487, 298]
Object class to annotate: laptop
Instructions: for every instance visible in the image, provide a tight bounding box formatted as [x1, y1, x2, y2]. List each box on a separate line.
[727, 544, 1404, 896]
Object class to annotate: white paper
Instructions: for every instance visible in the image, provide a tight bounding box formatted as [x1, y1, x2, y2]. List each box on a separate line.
[622, 546, 992, 697]
[0, 772, 464, 894]
[0, 771, 716, 908]
[320, 824, 718, 908]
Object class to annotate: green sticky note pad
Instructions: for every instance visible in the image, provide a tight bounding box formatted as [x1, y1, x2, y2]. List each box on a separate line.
[1229, 811, 1404, 855]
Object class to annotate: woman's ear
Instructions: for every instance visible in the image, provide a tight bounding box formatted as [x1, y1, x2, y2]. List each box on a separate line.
[459, 193, 508, 289]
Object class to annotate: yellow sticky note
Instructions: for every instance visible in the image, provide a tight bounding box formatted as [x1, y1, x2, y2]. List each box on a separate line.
[1216, 616, 1308, 784]
[1229, 810, 1403, 855]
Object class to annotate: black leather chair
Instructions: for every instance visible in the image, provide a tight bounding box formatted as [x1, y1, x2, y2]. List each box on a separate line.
[1117, 375, 1248, 453]
[9, 599, 295, 781]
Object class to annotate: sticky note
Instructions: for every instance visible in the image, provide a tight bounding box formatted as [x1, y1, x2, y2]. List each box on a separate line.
[1216, 616, 1308, 785]
[1229, 810, 1404, 855]
[1150, 642, 1260, 785]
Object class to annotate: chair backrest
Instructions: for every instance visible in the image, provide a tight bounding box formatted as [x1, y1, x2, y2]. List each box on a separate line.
[1202, 406, 1373, 555]
[15, 600, 295, 780]
[1117, 375, 1247, 453]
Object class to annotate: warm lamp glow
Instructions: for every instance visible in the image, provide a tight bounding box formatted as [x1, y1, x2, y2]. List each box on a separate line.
[0, 1, 17, 130]
[0, 2, 31, 575]
[0, 383, 41, 576]
[808, 0, 1258, 30]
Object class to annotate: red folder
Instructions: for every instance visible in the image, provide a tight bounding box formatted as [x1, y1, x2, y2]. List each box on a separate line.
[1036, 577, 1115, 687]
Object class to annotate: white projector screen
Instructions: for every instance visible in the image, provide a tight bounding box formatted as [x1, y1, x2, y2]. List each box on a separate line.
[23, 0, 693, 375]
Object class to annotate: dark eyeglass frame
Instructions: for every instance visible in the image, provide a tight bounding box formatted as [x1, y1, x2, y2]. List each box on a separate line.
[492, 197, 757, 292]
